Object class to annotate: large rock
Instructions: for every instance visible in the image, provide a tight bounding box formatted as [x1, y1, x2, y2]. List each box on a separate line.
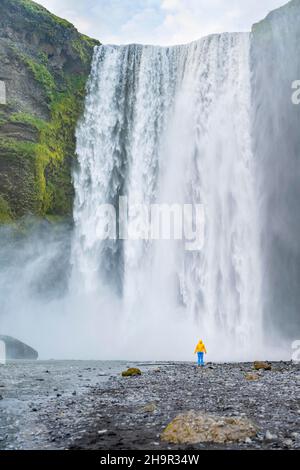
[121, 368, 142, 377]
[254, 361, 272, 371]
[245, 372, 260, 381]
[161, 411, 258, 445]
[140, 402, 157, 413]
[0, 335, 38, 360]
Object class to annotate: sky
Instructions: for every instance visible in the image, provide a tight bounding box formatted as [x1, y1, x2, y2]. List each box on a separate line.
[37, 0, 288, 45]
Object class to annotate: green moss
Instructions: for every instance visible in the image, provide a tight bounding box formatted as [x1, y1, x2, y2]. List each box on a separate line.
[7, 43, 56, 102]
[3, 0, 98, 50]
[37, 50, 49, 66]
[71, 35, 98, 64]
[0, 79, 86, 217]
[9, 112, 47, 131]
[0, 137, 38, 216]
[0, 195, 13, 223]
[0, 115, 6, 126]
[81, 34, 100, 49]
[20, 53, 56, 101]
[2, 46, 87, 218]
[0, 137, 36, 158]
[35, 77, 86, 215]
[15, 0, 73, 29]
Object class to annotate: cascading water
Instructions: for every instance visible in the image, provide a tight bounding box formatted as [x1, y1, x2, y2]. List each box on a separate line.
[72, 33, 263, 360]
[1, 2, 299, 361]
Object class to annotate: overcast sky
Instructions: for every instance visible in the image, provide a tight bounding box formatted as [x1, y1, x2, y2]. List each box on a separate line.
[37, 0, 288, 45]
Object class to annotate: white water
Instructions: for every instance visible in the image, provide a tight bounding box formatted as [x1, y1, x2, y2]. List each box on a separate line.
[71, 33, 265, 361]
[1, 8, 298, 361]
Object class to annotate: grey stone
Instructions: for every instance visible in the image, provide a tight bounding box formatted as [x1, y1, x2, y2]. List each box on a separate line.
[0, 335, 38, 360]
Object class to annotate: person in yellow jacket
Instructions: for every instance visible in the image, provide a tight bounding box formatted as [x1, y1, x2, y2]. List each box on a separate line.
[194, 340, 207, 366]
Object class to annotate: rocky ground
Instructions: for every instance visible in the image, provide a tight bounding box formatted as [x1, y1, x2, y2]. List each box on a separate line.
[1, 361, 299, 450]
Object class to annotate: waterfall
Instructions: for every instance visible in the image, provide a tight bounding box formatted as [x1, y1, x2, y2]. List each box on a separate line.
[1, 2, 298, 361]
[72, 33, 263, 360]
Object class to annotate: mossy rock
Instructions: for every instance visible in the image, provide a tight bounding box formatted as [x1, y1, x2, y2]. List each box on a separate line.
[140, 402, 156, 413]
[0, 195, 13, 223]
[121, 368, 142, 377]
[245, 372, 260, 381]
[161, 411, 258, 445]
[253, 361, 272, 371]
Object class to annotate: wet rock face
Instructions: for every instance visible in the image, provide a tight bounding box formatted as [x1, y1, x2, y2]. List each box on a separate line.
[161, 411, 258, 445]
[0, 335, 38, 360]
[0, 38, 50, 121]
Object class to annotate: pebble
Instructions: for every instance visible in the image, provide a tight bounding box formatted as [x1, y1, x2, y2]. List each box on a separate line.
[265, 431, 277, 441]
[1, 361, 299, 450]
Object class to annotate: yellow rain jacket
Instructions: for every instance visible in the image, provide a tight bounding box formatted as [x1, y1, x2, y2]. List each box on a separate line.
[194, 340, 207, 354]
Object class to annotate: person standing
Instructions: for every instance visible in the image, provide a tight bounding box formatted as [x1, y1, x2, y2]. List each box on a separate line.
[194, 339, 207, 366]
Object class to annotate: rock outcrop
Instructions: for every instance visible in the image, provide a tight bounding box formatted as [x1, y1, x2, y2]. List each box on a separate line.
[0, 0, 99, 223]
[0, 334, 38, 359]
[251, 0, 300, 338]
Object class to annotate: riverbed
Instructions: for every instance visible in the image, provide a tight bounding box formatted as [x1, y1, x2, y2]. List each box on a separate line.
[0, 361, 299, 450]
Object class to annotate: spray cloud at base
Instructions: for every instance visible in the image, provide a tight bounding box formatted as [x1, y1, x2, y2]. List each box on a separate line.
[0, 219, 292, 361]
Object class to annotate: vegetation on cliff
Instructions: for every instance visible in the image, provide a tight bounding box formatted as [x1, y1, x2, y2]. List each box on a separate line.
[0, 0, 100, 222]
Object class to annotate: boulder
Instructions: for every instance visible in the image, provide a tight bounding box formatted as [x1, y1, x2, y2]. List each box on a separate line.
[0, 335, 38, 360]
[121, 368, 142, 377]
[245, 373, 260, 381]
[140, 402, 157, 413]
[161, 411, 258, 445]
[254, 361, 272, 371]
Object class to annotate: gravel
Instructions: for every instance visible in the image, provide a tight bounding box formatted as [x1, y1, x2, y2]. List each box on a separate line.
[0, 361, 299, 450]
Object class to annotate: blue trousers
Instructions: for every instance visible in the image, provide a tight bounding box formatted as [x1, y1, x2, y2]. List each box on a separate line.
[197, 352, 204, 366]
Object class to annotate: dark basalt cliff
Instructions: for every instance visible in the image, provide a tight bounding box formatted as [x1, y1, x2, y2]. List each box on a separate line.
[0, 0, 99, 223]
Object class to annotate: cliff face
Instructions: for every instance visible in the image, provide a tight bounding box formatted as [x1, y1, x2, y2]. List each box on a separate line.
[251, 0, 300, 337]
[0, 0, 99, 222]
